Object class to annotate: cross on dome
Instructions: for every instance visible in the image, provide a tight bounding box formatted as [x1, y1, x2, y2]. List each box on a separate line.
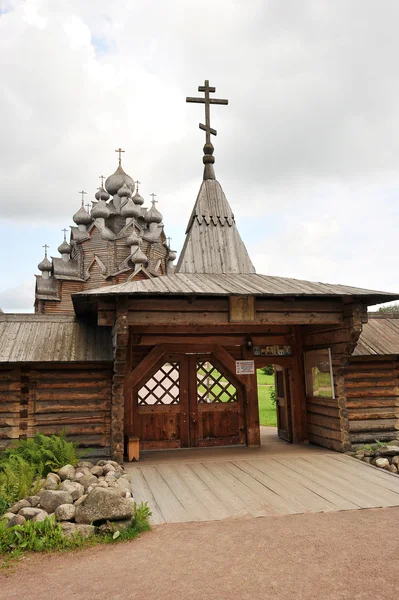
[62, 228, 68, 241]
[42, 244, 49, 258]
[135, 180, 141, 192]
[99, 175, 105, 187]
[150, 193, 157, 205]
[115, 147, 125, 166]
[79, 190, 87, 205]
[85, 204, 91, 213]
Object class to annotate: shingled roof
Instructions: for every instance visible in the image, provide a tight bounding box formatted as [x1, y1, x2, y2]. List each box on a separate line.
[354, 313, 399, 356]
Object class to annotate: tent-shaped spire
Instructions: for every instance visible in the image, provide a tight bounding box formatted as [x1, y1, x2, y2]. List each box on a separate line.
[175, 79, 255, 275]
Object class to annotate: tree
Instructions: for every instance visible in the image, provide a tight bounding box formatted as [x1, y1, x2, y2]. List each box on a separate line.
[261, 365, 274, 376]
[378, 303, 399, 313]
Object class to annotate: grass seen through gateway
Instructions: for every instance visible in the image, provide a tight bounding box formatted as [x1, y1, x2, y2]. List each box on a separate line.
[257, 369, 277, 427]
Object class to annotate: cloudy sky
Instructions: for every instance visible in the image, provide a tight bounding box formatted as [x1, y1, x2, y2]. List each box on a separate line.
[1, 0, 399, 312]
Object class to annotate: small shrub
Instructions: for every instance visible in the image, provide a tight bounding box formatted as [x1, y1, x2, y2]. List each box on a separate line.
[261, 365, 274, 376]
[0, 455, 38, 508]
[270, 388, 277, 405]
[0, 515, 76, 555]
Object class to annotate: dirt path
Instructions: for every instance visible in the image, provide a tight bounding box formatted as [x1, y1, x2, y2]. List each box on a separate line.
[2, 508, 399, 599]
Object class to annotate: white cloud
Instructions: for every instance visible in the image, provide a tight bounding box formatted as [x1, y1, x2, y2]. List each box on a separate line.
[2, 0, 399, 311]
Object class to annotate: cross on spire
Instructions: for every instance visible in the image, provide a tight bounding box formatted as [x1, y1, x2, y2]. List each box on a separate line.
[79, 190, 87, 205]
[115, 147, 125, 166]
[42, 244, 49, 258]
[99, 175, 105, 187]
[85, 204, 91, 213]
[135, 180, 141, 193]
[150, 193, 157, 206]
[167, 237, 172, 247]
[62, 228, 68, 241]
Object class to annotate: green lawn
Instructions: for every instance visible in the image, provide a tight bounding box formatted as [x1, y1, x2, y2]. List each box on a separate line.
[256, 369, 274, 385]
[258, 385, 277, 427]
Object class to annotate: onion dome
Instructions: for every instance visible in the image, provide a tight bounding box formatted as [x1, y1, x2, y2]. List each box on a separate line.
[58, 240, 71, 255]
[126, 230, 140, 246]
[131, 247, 147, 265]
[144, 202, 163, 224]
[132, 191, 144, 206]
[105, 165, 134, 196]
[95, 187, 110, 201]
[168, 250, 177, 261]
[121, 198, 140, 219]
[91, 200, 110, 219]
[38, 256, 52, 272]
[73, 205, 92, 226]
[117, 182, 132, 198]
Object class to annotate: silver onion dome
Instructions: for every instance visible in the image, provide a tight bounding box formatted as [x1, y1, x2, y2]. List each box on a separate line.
[126, 230, 140, 246]
[121, 198, 141, 219]
[91, 200, 110, 219]
[58, 240, 71, 255]
[95, 187, 110, 201]
[131, 247, 147, 265]
[105, 165, 134, 196]
[73, 205, 92, 226]
[38, 256, 52, 272]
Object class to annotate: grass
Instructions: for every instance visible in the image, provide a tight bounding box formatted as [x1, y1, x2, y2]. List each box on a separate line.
[256, 369, 275, 386]
[258, 385, 277, 427]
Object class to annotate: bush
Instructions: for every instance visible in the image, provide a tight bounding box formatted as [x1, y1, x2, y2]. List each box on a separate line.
[270, 388, 277, 405]
[261, 365, 274, 376]
[0, 455, 40, 509]
[0, 515, 75, 555]
[1, 431, 79, 478]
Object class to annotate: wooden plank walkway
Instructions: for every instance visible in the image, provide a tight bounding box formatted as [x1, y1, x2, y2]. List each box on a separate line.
[127, 453, 399, 525]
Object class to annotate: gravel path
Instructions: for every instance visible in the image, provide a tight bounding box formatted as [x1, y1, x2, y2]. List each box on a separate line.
[2, 507, 399, 599]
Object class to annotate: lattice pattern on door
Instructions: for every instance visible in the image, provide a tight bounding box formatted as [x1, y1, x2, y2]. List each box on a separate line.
[197, 361, 237, 403]
[138, 362, 180, 405]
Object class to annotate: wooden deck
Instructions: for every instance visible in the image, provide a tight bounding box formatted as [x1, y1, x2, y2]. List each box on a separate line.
[126, 429, 399, 525]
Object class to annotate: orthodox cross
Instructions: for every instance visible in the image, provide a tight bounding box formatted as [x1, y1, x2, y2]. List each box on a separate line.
[79, 190, 87, 205]
[135, 180, 141, 193]
[186, 80, 228, 144]
[42, 244, 49, 258]
[150, 193, 157, 206]
[85, 204, 91, 213]
[99, 175, 105, 187]
[115, 147, 125, 166]
[61, 228, 68, 241]
[167, 237, 172, 247]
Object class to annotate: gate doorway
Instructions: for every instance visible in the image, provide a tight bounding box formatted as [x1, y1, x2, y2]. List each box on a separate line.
[128, 352, 246, 451]
[256, 363, 293, 444]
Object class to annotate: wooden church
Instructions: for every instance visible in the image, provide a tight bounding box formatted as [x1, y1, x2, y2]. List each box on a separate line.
[1, 81, 399, 462]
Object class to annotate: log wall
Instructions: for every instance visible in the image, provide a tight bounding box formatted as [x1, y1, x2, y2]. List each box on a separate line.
[0, 363, 113, 458]
[346, 356, 399, 447]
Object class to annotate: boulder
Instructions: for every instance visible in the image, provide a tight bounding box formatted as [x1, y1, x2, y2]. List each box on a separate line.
[2, 512, 15, 522]
[19, 507, 47, 520]
[375, 457, 390, 469]
[75, 487, 134, 524]
[363, 457, 372, 464]
[26, 495, 40, 507]
[116, 477, 131, 495]
[97, 481, 108, 489]
[6, 514, 26, 528]
[61, 522, 95, 539]
[391, 456, 399, 467]
[90, 466, 104, 477]
[389, 464, 398, 474]
[9, 498, 31, 514]
[32, 511, 49, 523]
[98, 517, 134, 534]
[44, 474, 60, 490]
[55, 503, 76, 521]
[74, 494, 88, 507]
[77, 460, 95, 469]
[58, 464, 76, 481]
[59, 480, 84, 501]
[40, 490, 74, 513]
[103, 464, 115, 475]
[80, 474, 98, 491]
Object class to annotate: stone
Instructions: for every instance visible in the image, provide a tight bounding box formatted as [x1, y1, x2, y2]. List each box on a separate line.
[75, 487, 134, 524]
[19, 507, 47, 520]
[2, 512, 15, 522]
[80, 474, 98, 491]
[116, 477, 131, 494]
[6, 514, 26, 528]
[375, 457, 390, 469]
[77, 461, 95, 469]
[97, 517, 134, 534]
[389, 464, 398, 474]
[74, 494, 88, 507]
[363, 457, 372, 464]
[9, 499, 31, 514]
[55, 503, 76, 521]
[375, 446, 399, 457]
[90, 465, 104, 477]
[60, 522, 95, 539]
[59, 480, 85, 501]
[103, 464, 115, 475]
[58, 464, 76, 481]
[32, 511, 49, 523]
[355, 451, 365, 461]
[40, 490, 74, 513]
[391, 456, 399, 467]
[44, 474, 60, 490]
[26, 495, 40, 507]
[97, 481, 108, 488]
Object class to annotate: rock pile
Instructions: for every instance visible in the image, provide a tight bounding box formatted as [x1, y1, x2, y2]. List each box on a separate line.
[353, 443, 399, 474]
[1, 459, 135, 538]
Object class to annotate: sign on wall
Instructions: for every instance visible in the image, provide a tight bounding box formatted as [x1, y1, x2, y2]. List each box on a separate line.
[253, 345, 292, 357]
[236, 360, 255, 375]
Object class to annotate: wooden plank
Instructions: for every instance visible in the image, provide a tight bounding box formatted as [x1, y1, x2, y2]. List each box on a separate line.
[129, 467, 166, 525]
[156, 464, 214, 521]
[308, 455, 399, 506]
[138, 465, 190, 523]
[176, 464, 232, 520]
[126, 346, 166, 390]
[188, 463, 248, 516]
[329, 454, 399, 495]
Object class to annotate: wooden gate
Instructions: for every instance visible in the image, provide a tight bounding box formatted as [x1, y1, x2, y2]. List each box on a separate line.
[275, 365, 293, 442]
[128, 351, 246, 450]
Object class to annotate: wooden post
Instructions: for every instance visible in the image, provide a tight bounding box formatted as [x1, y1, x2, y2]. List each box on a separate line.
[291, 325, 308, 444]
[111, 297, 129, 464]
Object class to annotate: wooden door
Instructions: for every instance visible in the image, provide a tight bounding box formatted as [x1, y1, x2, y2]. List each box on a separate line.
[190, 355, 246, 447]
[275, 365, 293, 442]
[132, 355, 189, 450]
